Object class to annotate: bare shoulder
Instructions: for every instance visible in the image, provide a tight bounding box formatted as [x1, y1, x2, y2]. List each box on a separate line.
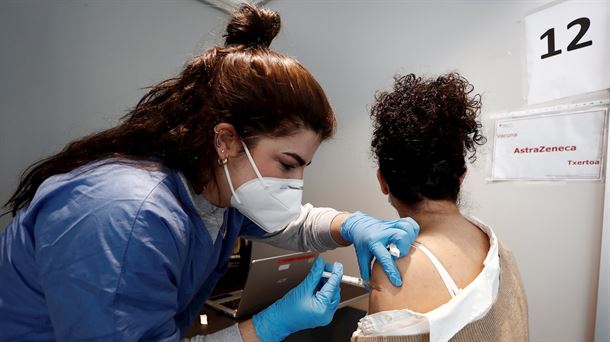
[369, 217, 489, 314]
[369, 245, 453, 313]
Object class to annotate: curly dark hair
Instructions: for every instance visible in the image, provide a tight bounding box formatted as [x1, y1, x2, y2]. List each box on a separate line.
[370, 73, 486, 206]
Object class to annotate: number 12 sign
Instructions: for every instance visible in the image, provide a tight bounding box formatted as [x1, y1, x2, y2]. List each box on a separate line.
[525, 0, 609, 105]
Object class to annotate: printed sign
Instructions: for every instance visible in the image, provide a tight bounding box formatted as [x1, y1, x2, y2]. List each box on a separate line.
[492, 109, 607, 180]
[525, 0, 609, 104]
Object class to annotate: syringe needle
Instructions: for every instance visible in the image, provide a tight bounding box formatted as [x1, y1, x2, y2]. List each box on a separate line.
[322, 271, 382, 291]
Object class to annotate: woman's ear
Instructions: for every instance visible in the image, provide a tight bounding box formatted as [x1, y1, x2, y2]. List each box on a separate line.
[213, 123, 242, 162]
[459, 170, 467, 185]
[376, 169, 390, 195]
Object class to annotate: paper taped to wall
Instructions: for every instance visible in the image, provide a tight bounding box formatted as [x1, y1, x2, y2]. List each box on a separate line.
[491, 109, 607, 181]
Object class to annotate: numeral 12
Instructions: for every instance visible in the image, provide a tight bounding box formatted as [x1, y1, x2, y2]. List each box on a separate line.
[540, 17, 593, 60]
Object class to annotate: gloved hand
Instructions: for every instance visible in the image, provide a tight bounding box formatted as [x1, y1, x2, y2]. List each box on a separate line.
[341, 212, 419, 287]
[252, 257, 343, 342]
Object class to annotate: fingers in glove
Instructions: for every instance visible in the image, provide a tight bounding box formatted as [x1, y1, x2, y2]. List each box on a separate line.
[317, 262, 343, 304]
[389, 230, 415, 258]
[371, 242, 402, 286]
[356, 249, 373, 282]
[303, 257, 325, 292]
[316, 262, 335, 291]
[393, 217, 420, 237]
[331, 281, 341, 306]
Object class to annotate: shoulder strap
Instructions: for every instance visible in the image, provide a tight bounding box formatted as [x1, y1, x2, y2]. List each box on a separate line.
[412, 242, 460, 297]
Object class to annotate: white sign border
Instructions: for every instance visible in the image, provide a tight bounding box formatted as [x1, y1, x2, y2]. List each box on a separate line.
[489, 107, 608, 182]
[596, 103, 610, 342]
[524, 0, 610, 104]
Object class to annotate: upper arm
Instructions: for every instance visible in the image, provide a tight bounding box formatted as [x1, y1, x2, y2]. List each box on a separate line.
[369, 247, 453, 314]
[34, 180, 188, 340]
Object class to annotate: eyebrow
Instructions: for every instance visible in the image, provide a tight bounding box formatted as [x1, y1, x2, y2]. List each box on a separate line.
[282, 152, 311, 166]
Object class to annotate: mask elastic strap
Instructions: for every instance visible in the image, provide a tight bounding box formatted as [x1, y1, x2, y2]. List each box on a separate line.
[223, 162, 242, 204]
[241, 140, 268, 188]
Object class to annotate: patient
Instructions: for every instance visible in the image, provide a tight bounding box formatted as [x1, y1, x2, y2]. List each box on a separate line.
[352, 73, 528, 341]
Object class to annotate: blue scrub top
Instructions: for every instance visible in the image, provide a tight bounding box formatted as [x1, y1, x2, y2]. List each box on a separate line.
[0, 160, 267, 341]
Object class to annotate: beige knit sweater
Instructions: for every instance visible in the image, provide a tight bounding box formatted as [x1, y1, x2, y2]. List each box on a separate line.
[351, 243, 529, 342]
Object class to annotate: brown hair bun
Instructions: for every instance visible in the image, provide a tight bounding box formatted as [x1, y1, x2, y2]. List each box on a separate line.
[224, 4, 281, 48]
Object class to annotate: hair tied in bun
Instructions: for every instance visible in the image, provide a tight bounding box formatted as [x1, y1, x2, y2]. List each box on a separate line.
[224, 4, 281, 48]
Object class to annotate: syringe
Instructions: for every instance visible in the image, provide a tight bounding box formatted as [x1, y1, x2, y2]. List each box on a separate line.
[319, 243, 404, 292]
[321, 271, 381, 291]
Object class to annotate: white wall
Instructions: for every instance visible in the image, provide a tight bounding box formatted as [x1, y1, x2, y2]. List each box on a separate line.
[1, 1, 606, 341]
[0, 0, 228, 226]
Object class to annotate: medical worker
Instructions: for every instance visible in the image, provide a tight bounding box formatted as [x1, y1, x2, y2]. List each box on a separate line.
[0, 4, 418, 342]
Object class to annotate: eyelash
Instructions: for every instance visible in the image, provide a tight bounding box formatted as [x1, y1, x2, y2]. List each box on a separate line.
[281, 162, 296, 170]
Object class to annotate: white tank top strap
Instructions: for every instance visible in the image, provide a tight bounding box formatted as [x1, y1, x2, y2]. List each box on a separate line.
[411, 242, 461, 297]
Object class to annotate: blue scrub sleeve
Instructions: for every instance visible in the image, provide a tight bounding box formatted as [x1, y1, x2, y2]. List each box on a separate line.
[35, 195, 188, 341]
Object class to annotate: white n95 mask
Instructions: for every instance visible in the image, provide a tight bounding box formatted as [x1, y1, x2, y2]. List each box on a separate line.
[222, 141, 303, 233]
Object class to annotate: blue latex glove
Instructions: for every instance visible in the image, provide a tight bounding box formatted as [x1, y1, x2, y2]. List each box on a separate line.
[252, 257, 343, 342]
[341, 212, 419, 287]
